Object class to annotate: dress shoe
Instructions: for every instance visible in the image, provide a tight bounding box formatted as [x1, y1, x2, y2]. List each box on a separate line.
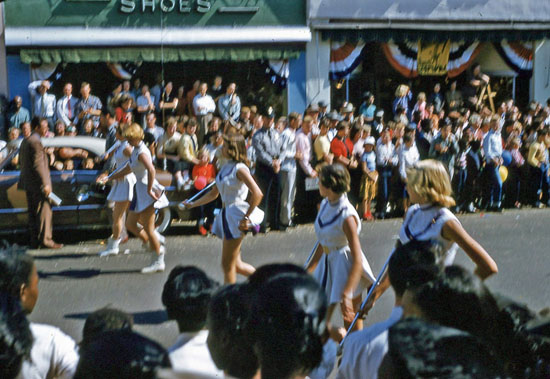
[42, 242, 63, 249]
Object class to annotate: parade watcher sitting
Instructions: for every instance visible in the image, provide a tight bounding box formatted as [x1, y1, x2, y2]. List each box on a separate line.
[156, 117, 183, 187]
[162, 266, 222, 376]
[177, 118, 201, 190]
[0, 246, 79, 378]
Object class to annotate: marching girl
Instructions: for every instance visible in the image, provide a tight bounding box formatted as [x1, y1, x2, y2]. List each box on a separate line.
[400, 159, 498, 279]
[106, 123, 169, 273]
[183, 133, 263, 284]
[306, 164, 376, 331]
[97, 123, 136, 257]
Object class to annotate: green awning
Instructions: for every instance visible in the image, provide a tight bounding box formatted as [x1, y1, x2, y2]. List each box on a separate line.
[20, 47, 301, 64]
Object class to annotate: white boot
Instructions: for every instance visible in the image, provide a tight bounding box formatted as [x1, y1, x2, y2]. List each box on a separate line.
[141, 246, 166, 274]
[142, 231, 165, 252]
[99, 237, 121, 257]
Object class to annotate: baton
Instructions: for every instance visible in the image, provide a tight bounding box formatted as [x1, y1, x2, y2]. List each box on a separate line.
[99, 140, 121, 161]
[339, 248, 395, 349]
[105, 161, 130, 182]
[304, 241, 320, 269]
[178, 181, 216, 210]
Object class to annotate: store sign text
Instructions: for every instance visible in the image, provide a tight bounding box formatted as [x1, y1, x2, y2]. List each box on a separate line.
[120, 0, 214, 13]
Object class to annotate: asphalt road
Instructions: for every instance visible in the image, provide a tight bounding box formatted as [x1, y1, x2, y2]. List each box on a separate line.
[21, 208, 550, 349]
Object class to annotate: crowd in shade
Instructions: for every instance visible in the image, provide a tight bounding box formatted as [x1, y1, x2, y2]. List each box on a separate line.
[3, 66, 550, 237]
[0, 241, 548, 378]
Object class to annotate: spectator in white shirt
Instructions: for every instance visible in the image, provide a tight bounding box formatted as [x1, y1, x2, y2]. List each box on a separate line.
[0, 247, 79, 379]
[28, 80, 56, 130]
[338, 240, 439, 379]
[398, 132, 420, 213]
[56, 83, 78, 127]
[162, 266, 223, 377]
[193, 83, 216, 147]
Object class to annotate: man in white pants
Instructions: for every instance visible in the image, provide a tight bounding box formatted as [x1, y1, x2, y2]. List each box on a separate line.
[278, 112, 302, 230]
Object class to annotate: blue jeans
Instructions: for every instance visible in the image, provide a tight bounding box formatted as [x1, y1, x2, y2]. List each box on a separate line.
[376, 165, 392, 213]
[485, 162, 502, 207]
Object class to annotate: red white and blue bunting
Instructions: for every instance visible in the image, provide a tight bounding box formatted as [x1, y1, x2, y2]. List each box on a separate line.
[265, 59, 290, 89]
[381, 40, 483, 78]
[493, 41, 533, 77]
[330, 41, 367, 80]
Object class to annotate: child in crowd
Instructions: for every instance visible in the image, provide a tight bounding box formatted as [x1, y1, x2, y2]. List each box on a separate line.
[359, 137, 378, 220]
[192, 149, 217, 235]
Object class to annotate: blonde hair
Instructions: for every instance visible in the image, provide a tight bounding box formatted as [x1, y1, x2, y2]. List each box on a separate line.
[123, 123, 144, 140]
[395, 84, 409, 98]
[417, 92, 426, 102]
[223, 133, 250, 166]
[406, 159, 455, 208]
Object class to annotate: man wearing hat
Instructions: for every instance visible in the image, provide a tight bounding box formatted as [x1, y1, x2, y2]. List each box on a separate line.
[359, 92, 376, 123]
[306, 103, 321, 139]
[318, 100, 328, 120]
[252, 110, 282, 232]
[372, 110, 385, 140]
[327, 110, 342, 141]
[341, 102, 355, 123]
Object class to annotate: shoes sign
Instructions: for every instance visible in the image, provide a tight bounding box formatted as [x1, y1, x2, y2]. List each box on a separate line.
[119, 0, 260, 14]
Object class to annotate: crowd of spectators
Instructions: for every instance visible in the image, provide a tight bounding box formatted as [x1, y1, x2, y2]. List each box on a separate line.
[2, 67, 550, 233]
[1, 240, 548, 378]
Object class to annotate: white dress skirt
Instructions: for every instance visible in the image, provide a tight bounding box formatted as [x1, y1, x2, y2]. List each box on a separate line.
[129, 142, 169, 213]
[107, 140, 136, 202]
[313, 195, 376, 305]
[211, 162, 264, 240]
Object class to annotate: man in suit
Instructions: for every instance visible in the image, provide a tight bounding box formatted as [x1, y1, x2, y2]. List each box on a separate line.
[56, 83, 79, 128]
[18, 118, 63, 249]
[28, 80, 56, 130]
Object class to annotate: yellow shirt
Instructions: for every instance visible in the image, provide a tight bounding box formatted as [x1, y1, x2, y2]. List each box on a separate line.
[178, 133, 198, 162]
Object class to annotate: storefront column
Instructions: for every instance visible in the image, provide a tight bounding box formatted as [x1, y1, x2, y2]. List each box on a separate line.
[306, 31, 331, 109]
[287, 52, 307, 114]
[531, 39, 550, 103]
[0, 4, 8, 98]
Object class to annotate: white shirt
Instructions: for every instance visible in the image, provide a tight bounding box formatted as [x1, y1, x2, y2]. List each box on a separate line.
[376, 140, 397, 167]
[28, 81, 56, 118]
[17, 323, 79, 379]
[398, 143, 419, 180]
[337, 307, 403, 379]
[193, 94, 216, 116]
[168, 330, 223, 377]
[399, 203, 459, 265]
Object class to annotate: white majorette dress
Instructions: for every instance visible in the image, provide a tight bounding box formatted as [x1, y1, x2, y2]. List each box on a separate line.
[129, 141, 169, 213]
[212, 162, 264, 240]
[398, 203, 459, 266]
[313, 195, 376, 305]
[107, 140, 137, 202]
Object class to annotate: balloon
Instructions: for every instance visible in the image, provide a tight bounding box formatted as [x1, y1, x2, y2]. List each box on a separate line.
[501, 150, 513, 167]
[499, 166, 508, 183]
[194, 176, 207, 191]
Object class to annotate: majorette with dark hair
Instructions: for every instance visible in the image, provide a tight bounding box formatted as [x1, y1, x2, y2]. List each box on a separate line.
[306, 163, 376, 332]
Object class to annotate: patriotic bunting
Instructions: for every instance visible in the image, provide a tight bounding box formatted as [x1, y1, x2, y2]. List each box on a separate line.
[493, 41, 533, 77]
[381, 40, 483, 78]
[329, 41, 367, 80]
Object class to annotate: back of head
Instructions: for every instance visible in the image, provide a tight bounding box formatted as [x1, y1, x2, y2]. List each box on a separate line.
[0, 293, 33, 379]
[388, 241, 442, 297]
[385, 318, 504, 378]
[251, 274, 327, 379]
[207, 283, 258, 379]
[81, 307, 133, 347]
[162, 266, 218, 332]
[319, 164, 350, 195]
[406, 159, 455, 208]
[247, 263, 307, 293]
[75, 330, 171, 379]
[0, 245, 34, 298]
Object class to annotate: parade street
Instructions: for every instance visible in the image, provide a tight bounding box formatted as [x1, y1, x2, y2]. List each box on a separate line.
[27, 208, 549, 348]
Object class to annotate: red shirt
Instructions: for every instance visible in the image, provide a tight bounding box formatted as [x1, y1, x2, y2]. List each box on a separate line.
[192, 163, 215, 181]
[330, 137, 354, 159]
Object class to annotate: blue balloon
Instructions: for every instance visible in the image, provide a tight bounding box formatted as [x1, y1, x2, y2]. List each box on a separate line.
[502, 150, 513, 167]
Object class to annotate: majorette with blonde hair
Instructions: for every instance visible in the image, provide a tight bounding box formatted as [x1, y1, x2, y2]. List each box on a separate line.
[400, 159, 498, 280]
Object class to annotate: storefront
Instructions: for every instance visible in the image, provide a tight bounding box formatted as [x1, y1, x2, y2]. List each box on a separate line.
[307, 0, 550, 110]
[5, 0, 311, 114]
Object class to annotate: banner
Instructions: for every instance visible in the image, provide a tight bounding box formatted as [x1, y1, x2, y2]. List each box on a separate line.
[417, 41, 451, 76]
[330, 41, 367, 80]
